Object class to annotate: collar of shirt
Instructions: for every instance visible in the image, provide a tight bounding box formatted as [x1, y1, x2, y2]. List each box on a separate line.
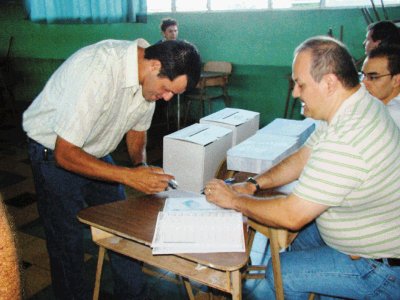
[125, 38, 150, 89]
[329, 85, 368, 126]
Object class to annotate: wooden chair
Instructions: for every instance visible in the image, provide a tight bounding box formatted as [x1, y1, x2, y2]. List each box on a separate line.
[184, 61, 232, 124]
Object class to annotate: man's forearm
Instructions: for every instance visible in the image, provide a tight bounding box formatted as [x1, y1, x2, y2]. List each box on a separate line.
[0, 201, 21, 299]
[255, 145, 311, 189]
[126, 130, 147, 165]
[54, 137, 131, 185]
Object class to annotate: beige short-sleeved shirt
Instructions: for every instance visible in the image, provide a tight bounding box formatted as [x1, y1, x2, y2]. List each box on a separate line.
[23, 39, 155, 158]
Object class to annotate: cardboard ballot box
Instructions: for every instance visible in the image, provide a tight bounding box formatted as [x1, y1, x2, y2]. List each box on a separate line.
[200, 108, 259, 146]
[227, 133, 298, 174]
[163, 123, 233, 193]
[257, 118, 316, 148]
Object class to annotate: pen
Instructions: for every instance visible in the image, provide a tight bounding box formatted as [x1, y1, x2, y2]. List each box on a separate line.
[168, 179, 178, 189]
[202, 178, 235, 194]
[224, 178, 236, 185]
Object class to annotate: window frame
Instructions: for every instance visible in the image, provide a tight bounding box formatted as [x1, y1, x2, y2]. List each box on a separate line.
[147, 0, 400, 13]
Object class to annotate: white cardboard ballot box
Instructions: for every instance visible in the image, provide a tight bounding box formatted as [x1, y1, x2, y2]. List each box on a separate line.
[163, 123, 233, 193]
[257, 118, 316, 148]
[227, 133, 298, 174]
[200, 108, 259, 146]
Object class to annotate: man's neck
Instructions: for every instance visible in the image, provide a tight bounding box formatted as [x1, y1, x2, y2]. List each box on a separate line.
[326, 85, 361, 123]
[137, 47, 145, 85]
[382, 88, 400, 105]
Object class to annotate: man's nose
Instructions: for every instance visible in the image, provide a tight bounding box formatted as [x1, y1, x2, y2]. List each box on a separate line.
[163, 92, 174, 101]
[292, 85, 300, 98]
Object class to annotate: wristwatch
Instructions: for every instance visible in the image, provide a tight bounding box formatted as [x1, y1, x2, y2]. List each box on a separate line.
[246, 177, 261, 192]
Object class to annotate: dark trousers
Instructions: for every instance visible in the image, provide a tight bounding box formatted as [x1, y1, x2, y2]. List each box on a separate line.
[28, 139, 146, 300]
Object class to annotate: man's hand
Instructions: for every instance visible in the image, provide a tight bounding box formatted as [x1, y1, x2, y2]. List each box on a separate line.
[124, 165, 174, 194]
[231, 181, 257, 195]
[204, 179, 240, 210]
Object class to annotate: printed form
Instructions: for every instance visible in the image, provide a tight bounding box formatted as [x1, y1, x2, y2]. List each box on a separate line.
[151, 196, 245, 255]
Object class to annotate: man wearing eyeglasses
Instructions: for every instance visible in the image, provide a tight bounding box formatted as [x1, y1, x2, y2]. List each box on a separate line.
[361, 45, 400, 127]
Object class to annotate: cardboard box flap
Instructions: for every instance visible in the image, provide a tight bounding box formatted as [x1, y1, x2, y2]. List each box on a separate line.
[165, 123, 232, 146]
[200, 108, 259, 126]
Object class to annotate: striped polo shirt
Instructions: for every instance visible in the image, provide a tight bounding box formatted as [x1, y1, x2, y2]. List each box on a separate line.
[293, 86, 400, 258]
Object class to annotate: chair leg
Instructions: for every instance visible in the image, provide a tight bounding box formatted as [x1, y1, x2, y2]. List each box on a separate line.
[183, 99, 192, 127]
[223, 86, 231, 107]
[200, 99, 205, 118]
[166, 101, 170, 132]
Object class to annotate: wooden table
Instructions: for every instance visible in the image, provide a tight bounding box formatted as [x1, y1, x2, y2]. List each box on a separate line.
[78, 193, 249, 300]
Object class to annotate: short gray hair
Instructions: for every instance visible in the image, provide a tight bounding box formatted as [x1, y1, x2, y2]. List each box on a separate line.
[295, 36, 359, 89]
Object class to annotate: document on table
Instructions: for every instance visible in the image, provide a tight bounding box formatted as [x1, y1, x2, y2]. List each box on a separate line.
[151, 196, 245, 255]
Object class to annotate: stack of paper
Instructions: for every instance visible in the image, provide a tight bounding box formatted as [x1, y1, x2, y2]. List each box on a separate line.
[258, 118, 316, 147]
[227, 133, 299, 173]
[227, 118, 317, 174]
[151, 196, 245, 255]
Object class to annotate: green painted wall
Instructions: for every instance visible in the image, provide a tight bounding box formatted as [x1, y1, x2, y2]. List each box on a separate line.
[1, 2, 400, 125]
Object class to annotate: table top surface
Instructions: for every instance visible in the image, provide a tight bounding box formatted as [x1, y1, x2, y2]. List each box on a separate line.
[78, 192, 249, 270]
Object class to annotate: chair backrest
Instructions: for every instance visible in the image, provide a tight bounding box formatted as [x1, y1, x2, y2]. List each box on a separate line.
[203, 61, 232, 74]
[202, 61, 232, 88]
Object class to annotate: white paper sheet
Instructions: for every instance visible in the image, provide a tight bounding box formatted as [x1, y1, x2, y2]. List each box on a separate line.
[151, 210, 245, 254]
[163, 196, 224, 212]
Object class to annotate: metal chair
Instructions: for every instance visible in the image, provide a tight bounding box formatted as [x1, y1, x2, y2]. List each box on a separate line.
[184, 61, 232, 124]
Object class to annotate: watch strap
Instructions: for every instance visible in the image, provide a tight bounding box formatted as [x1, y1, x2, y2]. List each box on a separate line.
[246, 176, 260, 192]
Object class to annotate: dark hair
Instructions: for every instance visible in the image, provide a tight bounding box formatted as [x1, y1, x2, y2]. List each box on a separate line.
[160, 18, 178, 32]
[368, 21, 400, 47]
[145, 40, 201, 91]
[368, 45, 400, 76]
[294, 36, 359, 89]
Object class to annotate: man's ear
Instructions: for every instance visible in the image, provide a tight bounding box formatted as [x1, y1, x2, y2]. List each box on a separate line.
[323, 73, 338, 95]
[150, 60, 162, 72]
[392, 73, 400, 88]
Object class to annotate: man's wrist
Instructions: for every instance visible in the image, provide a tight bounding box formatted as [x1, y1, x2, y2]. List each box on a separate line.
[246, 177, 261, 193]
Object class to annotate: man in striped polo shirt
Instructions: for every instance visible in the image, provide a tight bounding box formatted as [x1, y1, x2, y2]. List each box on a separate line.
[205, 36, 400, 299]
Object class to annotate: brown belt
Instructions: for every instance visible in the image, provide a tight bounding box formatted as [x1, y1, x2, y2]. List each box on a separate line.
[350, 255, 400, 267]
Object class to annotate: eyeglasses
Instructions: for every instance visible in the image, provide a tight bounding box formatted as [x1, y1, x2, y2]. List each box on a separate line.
[359, 72, 393, 81]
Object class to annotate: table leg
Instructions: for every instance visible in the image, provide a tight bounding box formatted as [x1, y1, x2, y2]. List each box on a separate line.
[231, 270, 242, 300]
[182, 277, 195, 300]
[269, 228, 285, 300]
[93, 246, 106, 300]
